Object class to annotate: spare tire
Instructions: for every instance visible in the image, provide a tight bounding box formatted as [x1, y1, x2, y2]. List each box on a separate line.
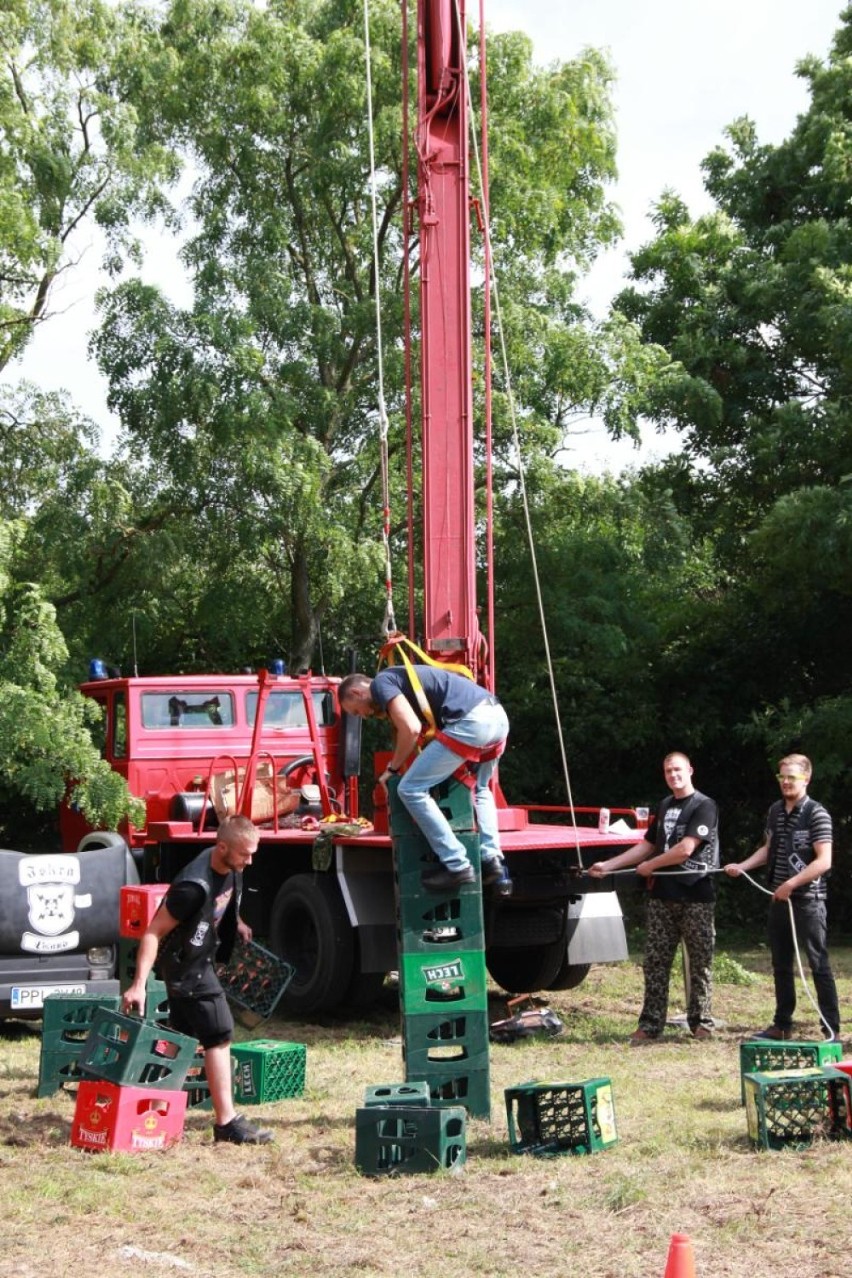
[0, 843, 134, 954]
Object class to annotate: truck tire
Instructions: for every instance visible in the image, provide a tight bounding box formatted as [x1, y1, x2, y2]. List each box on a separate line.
[269, 874, 354, 1015]
[546, 959, 591, 991]
[485, 938, 566, 995]
[75, 830, 140, 884]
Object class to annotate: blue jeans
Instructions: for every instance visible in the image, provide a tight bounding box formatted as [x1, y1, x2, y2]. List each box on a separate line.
[397, 702, 509, 871]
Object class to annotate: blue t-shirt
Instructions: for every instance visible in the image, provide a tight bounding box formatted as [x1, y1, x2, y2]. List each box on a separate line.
[371, 665, 491, 729]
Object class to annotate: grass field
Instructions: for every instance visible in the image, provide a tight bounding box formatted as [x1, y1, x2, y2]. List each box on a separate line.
[1, 941, 851, 1278]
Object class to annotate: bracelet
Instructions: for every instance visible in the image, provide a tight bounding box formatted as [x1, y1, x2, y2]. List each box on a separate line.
[385, 765, 399, 775]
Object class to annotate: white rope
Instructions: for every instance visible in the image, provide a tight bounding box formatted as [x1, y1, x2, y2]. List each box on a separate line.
[737, 871, 835, 1041]
[454, 0, 582, 860]
[363, 0, 396, 635]
[595, 864, 835, 1041]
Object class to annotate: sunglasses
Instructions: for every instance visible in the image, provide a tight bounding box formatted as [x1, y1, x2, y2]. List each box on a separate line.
[776, 773, 807, 783]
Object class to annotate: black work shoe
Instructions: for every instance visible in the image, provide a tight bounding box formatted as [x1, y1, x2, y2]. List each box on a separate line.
[481, 858, 513, 895]
[214, 1114, 274, 1145]
[420, 864, 475, 893]
[748, 1025, 793, 1041]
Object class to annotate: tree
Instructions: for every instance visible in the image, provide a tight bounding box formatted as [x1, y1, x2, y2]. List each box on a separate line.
[0, 530, 145, 832]
[0, 0, 178, 372]
[91, 0, 647, 670]
[609, 10, 852, 925]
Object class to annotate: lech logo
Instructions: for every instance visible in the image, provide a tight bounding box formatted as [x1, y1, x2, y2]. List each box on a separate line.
[422, 958, 465, 986]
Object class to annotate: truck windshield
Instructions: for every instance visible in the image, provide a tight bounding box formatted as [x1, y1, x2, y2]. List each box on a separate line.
[246, 689, 335, 728]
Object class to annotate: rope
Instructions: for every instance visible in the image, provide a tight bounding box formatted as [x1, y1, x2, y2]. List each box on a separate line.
[588, 864, 835, 1041]
[454, 0, 583, 865]
[362, 0, 396, 637]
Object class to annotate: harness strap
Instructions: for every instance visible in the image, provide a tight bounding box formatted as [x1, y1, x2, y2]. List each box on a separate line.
[378, 632, 474, 744]
[432, 727, 506, 788]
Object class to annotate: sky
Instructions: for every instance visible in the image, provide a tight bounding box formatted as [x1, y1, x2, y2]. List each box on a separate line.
[15, 0, 849, 470]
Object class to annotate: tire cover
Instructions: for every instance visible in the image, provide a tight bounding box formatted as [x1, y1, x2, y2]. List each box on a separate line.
[0, 844, 133, 955]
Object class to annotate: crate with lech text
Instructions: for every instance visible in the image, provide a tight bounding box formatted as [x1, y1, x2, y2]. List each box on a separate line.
[71, 1079, 187, 1153]
[505, 1078, 618, 1157]
[398, 950, 488, 1017]
[79, 1008, 196, 1090]
[354, 1103, 466, 1176]
[231, 1040, 306, 1104]
[743, 1068, 852, 1150]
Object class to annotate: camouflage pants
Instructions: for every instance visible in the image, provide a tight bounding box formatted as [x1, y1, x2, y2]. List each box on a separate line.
[637, 898, 716, 1036]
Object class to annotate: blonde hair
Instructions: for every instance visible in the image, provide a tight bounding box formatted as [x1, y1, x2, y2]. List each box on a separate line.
[778, 753, 812, 778]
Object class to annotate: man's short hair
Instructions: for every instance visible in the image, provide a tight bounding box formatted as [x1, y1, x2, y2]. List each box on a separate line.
[663, 751, 692, 767]
[218, 814, 259, 847]
[339, 673, 371, 703]
[779, 753, 812, 777]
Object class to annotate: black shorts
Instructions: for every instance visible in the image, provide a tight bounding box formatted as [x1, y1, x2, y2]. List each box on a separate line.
[167, 990, 234, 1050]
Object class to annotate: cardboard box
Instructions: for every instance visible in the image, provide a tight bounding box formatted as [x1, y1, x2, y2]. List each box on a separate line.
[210, 759, 300, 822]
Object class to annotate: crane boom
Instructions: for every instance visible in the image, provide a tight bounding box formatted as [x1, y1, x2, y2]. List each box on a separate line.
[416, 0, 480, 672]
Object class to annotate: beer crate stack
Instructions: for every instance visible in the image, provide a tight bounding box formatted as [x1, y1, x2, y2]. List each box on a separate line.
[355, 1081, 467, 1176]
[117, 883, 169, 993]
[738, 1037, 844, 1104]
[70, 1007, 197, 1153]
[388, 777, 491, 1120]
[38, 992, 121, 1098]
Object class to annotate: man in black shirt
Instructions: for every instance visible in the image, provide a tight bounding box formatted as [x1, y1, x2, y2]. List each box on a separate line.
[122, 814, 272, 1144]
[725, 754, 840, 1041]
[589, 752, 719, 1044]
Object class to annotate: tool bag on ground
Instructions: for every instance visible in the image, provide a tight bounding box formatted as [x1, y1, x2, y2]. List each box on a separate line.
[489, 995, 564, 1044]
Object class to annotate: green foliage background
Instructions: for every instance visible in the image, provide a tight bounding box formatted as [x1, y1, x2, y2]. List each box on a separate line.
[1, 0, 851, 931]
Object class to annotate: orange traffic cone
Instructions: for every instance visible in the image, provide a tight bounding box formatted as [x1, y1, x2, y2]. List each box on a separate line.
[663, 1233, 696, 1278]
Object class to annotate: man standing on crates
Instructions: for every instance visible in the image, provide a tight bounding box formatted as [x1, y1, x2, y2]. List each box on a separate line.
[339, 666, 510, 894]
[725, 754, 840, 1042]
[122, 814, 273, 1145]
[588, 752, 719, 1044]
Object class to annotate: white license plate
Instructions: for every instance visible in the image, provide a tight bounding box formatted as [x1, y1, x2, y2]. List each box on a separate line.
[11, 983, 87, 1010]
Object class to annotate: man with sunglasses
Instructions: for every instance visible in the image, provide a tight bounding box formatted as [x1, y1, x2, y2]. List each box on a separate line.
[725, 754, 840, 1041]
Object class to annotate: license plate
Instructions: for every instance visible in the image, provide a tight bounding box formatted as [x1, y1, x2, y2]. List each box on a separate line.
[11, 983, 87, 1010]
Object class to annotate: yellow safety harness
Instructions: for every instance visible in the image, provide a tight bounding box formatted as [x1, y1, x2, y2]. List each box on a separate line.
[377, 633, 504, 785]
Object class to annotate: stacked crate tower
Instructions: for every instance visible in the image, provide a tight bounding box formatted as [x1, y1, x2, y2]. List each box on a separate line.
[388, 776, 491, 1119]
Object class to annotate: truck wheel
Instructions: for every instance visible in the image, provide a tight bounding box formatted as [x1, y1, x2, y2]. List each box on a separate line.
[269, 874, 354, 1015]
[485, 938, 566, 995]
[546, 959, 591, 991]
[345, 969, 388, 1008]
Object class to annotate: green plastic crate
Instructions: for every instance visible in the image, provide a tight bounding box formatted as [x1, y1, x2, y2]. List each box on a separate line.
[403, 1009, 491, 1075]
[354, 1103, 466, 1176]
[398, 950, 488, 1016]
[505, 1078, 618, 1157]
[739, 1039, 843, 1103]
[364, 1081, 431, 1108]
[231, 1039, 306, 1104]
[743, 1068, 852, 1150]
[216, 939, 295, 1021]
[407, 1062, 491, 1119]
[388, 776, 475, 836]
[79, 1008, 197, 1090]
[38, 993, 122, 1098]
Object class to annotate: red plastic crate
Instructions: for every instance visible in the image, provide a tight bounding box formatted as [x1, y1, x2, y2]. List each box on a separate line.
[119, 884, 170, 939]
[71, 1080, 187, 1153]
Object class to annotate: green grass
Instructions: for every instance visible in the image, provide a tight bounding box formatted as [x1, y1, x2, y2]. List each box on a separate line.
[1, 943, 851, 1277]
